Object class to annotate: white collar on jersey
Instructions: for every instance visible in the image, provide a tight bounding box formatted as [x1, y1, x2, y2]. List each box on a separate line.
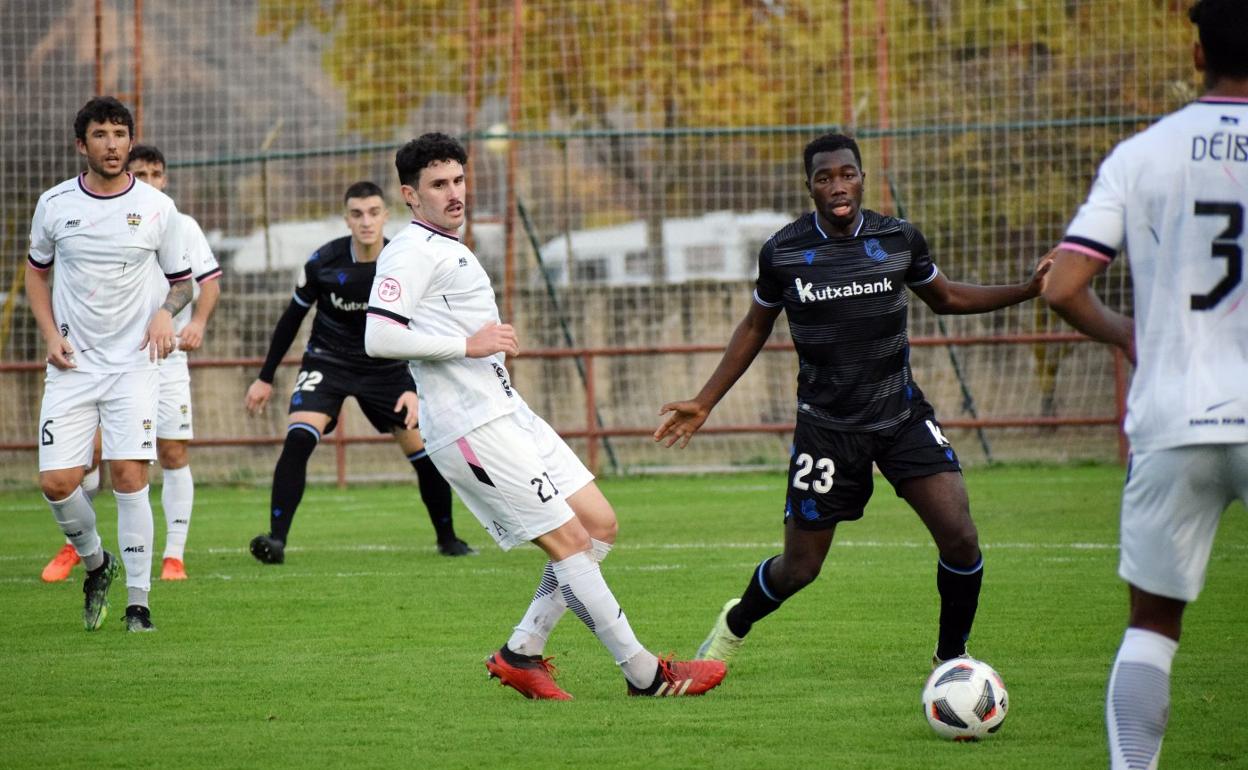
[811, 210, 864, 239]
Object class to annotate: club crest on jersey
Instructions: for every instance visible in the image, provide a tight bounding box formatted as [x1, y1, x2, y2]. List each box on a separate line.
[337, 272, 347, 285]
[126, 212, 142, 233]
[864, 238, 888, 262]
[803, 250, 815, 265]
[142, 419, 153, 432]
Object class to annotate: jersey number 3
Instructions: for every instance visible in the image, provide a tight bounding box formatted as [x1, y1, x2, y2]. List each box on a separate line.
[1191, 201, 1243, 311]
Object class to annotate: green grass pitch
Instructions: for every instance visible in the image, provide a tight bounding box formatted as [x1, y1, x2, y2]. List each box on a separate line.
[2, 465, 1245, 769]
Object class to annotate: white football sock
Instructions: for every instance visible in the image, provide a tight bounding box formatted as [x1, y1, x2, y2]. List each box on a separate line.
[1107, 627, 1178, 770]
[161, 465, 194, 561]
[81, 466, 101, 502]
[552, 550, 656, 687]
[507, 538, 616, 656]
[114, 486, 154, 603]
[46, 486, 102, 563]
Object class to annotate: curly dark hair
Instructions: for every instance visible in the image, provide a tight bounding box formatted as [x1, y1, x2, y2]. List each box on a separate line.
[1189, 0, 1248, 80]
[73, 97, 134, 142]
[395, 133, 468, 188]
[803, 133, 862, 179]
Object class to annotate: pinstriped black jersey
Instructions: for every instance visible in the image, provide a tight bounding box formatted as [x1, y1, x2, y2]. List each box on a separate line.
[295, 235, 405, 373]
[755, 209, 938, 432]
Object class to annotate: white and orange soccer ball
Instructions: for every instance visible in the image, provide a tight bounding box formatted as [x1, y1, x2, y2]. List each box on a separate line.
[921, 657, 1009, 741]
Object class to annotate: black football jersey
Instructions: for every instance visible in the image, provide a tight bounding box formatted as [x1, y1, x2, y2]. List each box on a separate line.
[294, 236, 405, 373]
[755, 209, 938, 432]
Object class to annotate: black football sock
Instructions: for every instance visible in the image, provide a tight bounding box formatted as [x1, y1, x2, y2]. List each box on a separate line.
[936, 554, 983, 661]
[725, 557, 794, 638]
[409, 450, 457, 543]
[268, 424, 320, 544]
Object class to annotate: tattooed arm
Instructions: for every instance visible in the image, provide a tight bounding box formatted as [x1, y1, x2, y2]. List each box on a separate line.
[141, 279, 194, 361]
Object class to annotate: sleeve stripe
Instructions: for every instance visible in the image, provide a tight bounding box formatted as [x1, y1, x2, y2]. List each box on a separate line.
[165, 268, 193, 283]
[368, 306, 411, 326]
[1059, 236, 1116, 262]
[195, 267, 222, 284]
[906, 264, 939, 287]
[291, 293, 312, 308]
[752, 289, 783, 308]
[27, 254, 52, 271]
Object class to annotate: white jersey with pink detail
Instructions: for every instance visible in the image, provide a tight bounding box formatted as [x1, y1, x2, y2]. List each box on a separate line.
[366, 220, 522, 452]
[1061, 97, 1248, 451]
[28, 174, 192, 373]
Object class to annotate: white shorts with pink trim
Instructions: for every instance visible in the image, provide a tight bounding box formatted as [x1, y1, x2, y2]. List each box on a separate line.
[429, 405, 594, 551]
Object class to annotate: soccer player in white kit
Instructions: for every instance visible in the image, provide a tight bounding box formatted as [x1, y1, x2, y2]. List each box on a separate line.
[39, 145, 221, 583]
[26, 97, 193, 632]
[365, 133, 726, 699]
[1042, 2, 1248, 766]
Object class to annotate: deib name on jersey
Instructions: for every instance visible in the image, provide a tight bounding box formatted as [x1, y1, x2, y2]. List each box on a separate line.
[794, 276, 893, 303]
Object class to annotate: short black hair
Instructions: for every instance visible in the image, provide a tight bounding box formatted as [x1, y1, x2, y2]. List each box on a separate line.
[127, 144, 165, 168]
[803, 133, 863, 179]
[343, 181, 385, 205]
[74, 96, 134, 142]
[1189, 0, 1248, 80]
[395, 132, 468, 188]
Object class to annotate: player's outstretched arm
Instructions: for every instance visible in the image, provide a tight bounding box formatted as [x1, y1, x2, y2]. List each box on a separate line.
[246, 298, 313, 415]
[24, 264, 75, 369]
[1042, 247, 1135, 363]
[912, 256, 1052, 315]
[655, 302, 781, 449]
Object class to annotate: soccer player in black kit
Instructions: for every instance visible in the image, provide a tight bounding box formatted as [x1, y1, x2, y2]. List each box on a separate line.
[244, 181, 473, 562]
[655, 134, 1050, 669]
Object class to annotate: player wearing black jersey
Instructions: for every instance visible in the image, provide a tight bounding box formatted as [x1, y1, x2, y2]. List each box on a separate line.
[656, 133, 1049, 669]
[243, 181, 472, 562]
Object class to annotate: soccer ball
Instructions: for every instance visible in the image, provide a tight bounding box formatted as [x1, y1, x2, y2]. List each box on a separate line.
[921, 657, 1009, 741]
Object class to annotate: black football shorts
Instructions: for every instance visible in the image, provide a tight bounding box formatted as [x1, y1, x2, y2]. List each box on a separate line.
[286, 354, 416, 434]
[783, 399, 962, 530]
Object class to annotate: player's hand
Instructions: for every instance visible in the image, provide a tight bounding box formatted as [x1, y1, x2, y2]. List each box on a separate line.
[466, 322, 520, 358]
[394, 390, 420, 430]
[1026, 252, 1055, 298]
[141, 309, 177, 361]
[245, 379, 273, 416]
[45, 335, 77, 370]
[178, 320, 206, 351]
[654, 399, 711, 449]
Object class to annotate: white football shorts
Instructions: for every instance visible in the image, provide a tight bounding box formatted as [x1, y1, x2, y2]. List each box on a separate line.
[38, 368, 159, 472]
[430, 405, 594, 551]
[1119, 443, 1248, 602]
[157, 358, 194, 440]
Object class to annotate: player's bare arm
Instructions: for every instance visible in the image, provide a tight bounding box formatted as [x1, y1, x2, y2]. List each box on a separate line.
[1041, 247, 1135, 363]
[24, 264, 76, 369]
[178, 277, 220, 351]
[466, 321, 519, 358]
[911, 256, 1051, 315]
[393, 390, 419, 430]
[655, 302, 782, 448]
[142, 278, 194, 361]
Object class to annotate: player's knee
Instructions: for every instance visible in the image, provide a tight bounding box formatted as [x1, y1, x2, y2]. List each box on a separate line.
[157, 439, 189, 469]
[109, 461, 149, 493]
[938, 526, 980, 567]
[773, 556, 822, 593]
[40, 472, 82, 501]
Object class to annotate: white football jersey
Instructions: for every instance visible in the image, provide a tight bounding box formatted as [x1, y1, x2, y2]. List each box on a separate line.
[367, 221, 522, 452]
[1061, 96, 1248, 451]
[149, 212, 222, 364]
[29, 174, 192, 373]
